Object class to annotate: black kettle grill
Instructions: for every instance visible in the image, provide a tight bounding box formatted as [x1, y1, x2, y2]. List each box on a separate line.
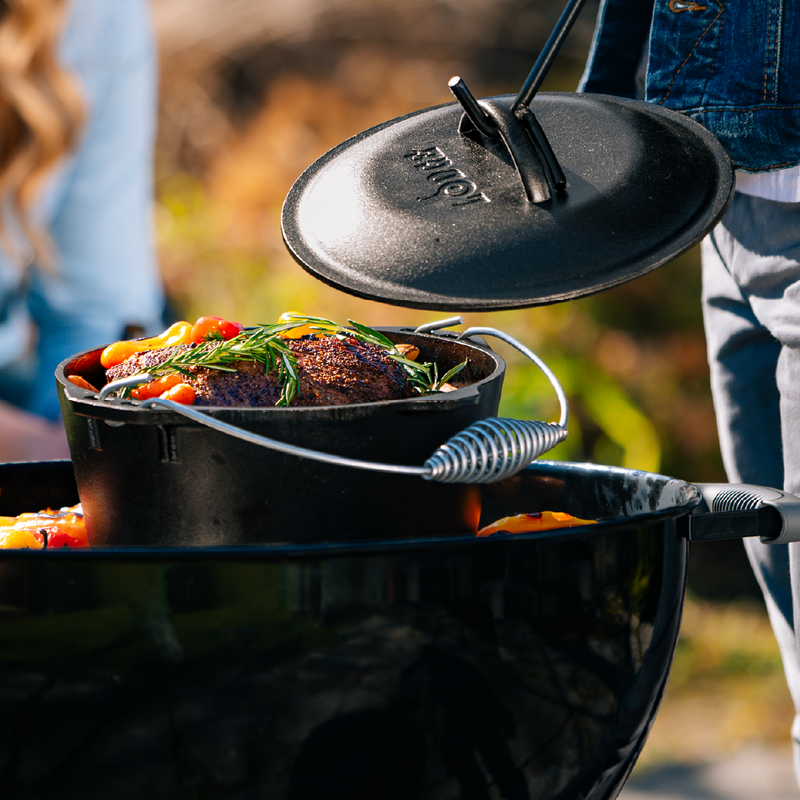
[1, 459, 799, 800]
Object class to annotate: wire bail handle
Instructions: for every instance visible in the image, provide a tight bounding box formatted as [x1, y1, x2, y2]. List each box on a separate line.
[98, 319, 569, 484]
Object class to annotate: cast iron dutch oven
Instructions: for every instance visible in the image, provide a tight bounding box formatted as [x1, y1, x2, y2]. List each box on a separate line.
[56, 322, 562, 546]
[1, 459, 799, 800]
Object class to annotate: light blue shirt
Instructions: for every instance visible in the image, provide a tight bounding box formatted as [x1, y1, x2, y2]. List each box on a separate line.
[0, 0, 165, 419]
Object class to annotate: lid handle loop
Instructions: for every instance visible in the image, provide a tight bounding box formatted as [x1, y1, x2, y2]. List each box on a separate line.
[518, 108, 566, 193]
[448, 0, 587, 203]
[449, 80, 564, 204]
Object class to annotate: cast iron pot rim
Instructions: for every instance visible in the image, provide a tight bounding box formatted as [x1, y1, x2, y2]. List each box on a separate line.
[55, 326, 506, 425]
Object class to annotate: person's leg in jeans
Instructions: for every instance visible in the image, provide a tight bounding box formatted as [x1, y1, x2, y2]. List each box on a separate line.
[702, 193, 800, 782]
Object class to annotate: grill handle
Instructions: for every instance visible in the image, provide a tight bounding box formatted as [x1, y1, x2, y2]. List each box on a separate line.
[691, 484, 800, 544]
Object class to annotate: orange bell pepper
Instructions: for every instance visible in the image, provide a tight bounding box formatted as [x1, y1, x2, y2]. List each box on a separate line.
[0, 521, 45, 549]
[130, 373, 184, 400]
[160, 382, 196, 405]
[67, 375, 99, 392]
[476, 511, 597, 537]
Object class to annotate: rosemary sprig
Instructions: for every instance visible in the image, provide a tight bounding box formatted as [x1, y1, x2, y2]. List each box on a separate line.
[114, 315, 467, 406]
[429, 360, 469, 392]
[139, 324, 300, 406]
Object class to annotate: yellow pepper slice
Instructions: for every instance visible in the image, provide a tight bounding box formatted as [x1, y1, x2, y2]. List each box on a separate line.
[277, 312, 319, 339]
[100, 321, 193, 368]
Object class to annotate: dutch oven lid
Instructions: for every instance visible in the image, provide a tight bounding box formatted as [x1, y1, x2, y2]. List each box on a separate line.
[280, 0, 734, 311]
[281, 91, 734, 311]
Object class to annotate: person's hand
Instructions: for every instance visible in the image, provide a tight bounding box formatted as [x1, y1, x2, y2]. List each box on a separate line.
[0, 400, 70, 461]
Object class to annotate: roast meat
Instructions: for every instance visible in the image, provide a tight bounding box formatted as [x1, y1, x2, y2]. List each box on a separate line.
[105, 335, 415, 407]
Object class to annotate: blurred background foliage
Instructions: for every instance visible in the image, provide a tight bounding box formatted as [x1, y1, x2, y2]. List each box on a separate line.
[148, 0, 792, 762]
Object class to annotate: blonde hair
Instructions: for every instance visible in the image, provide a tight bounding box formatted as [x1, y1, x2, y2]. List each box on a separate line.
[0, 0, 84, 266]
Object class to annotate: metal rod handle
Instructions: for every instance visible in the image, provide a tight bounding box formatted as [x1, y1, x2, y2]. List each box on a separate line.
[139, 397, 430, 477]
[512, 0, 588, 113]
[458, 327, 569, 430]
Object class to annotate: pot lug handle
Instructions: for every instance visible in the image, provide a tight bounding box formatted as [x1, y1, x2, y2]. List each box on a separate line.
[692, 483, 800, 544]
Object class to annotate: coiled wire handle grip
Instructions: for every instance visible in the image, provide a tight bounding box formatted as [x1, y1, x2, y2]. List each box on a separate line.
[105, 326, 568, 485]
[425, 326, 568, 483]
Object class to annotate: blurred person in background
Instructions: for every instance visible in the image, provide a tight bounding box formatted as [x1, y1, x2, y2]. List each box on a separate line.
[0, 0, 165, 461]
[580, 0, 800, 785]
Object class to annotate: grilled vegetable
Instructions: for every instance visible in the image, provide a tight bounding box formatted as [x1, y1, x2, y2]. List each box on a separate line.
[190, 316, 243, 343]
[67, 375, 99, 392]
[477, 511, 596, 537]
[0, 505, 88, 549]
[100, 321, 194, 368]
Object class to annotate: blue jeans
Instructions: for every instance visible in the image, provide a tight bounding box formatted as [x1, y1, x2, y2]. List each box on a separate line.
[702, 192, 800, 779]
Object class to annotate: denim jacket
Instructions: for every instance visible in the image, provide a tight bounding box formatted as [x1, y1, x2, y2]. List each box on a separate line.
[579, 0, 800, 173]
